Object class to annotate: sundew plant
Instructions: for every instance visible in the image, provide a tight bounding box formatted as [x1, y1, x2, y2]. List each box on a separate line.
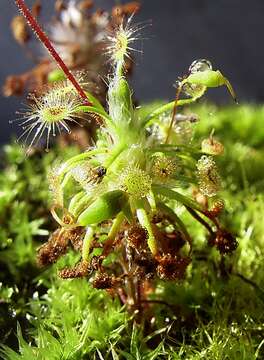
[14, 0, 238, 312]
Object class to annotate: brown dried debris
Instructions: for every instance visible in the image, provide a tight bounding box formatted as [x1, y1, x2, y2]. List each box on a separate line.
[134, 251, 157, 279]
[59, 260, 90, 279]
[156, 254, 191, 280]
[68, 226, 85, 251]
[37, 229, 69, 267]
[92, 272, 120, 289]
[78, 0, 94, 11]
[37, 226, 85, 267]
[112, 2, 141, 20]
[208, 229, 238, 254]
[55, 0, 66, 12]
[126, 225, 147, 249]
[3, 60, 51, 97]
[32, 0, 42, 18]
[11, 16, 30, 45]
[160, 230, 186, 256]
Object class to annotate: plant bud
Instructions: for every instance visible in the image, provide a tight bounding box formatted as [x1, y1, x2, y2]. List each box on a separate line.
[208, 199, 225, 218]
[201, 138, 224, 155]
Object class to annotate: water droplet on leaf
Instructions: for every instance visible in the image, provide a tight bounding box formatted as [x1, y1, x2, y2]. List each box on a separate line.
[189, 59, 212, 74]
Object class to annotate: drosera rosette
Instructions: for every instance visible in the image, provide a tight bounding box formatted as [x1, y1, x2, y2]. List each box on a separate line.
[13, 85, 89, 151]
[14, 0, 238, 311]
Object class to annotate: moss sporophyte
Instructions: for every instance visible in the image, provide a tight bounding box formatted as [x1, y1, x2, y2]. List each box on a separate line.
[14, 0, 238, 310]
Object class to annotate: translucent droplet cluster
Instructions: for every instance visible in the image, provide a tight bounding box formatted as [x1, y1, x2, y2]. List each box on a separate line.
[71, 164, 100, 192]
[151, 156, 176, 181]
[196, 155, 221, 197]
[121, 165, 152, 199]
[183, 59, 213, 99]
[47, 164, 66, 207]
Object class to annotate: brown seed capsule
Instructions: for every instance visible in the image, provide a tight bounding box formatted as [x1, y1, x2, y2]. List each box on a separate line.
[126, 225, 148, 249]
[156, 254, 191, 280]
[11, 16, 30, 45]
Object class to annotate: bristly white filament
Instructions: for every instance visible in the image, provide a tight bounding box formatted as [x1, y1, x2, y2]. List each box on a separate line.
[13, 85, 86, 152]
[105, 14, 146, 64]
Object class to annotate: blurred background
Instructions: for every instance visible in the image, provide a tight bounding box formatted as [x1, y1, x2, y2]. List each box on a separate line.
[0, 0, 263, 145]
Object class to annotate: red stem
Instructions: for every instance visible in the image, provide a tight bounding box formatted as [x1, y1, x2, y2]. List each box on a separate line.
[15, 0, 91, 106]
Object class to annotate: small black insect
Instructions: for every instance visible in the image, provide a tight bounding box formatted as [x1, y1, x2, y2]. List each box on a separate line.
[96, 166, 107, 178]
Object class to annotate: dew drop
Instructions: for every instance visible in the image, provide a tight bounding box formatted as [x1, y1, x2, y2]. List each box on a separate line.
[189, 59, 212, 74]
[10, 308, 17, 318]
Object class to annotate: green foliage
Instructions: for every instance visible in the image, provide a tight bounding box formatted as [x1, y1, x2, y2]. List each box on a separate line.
[0, 143, 79, 348]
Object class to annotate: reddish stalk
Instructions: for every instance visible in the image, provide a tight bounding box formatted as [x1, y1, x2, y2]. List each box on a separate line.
[15, 0, 91, 106]
[165, 83, 182, 144]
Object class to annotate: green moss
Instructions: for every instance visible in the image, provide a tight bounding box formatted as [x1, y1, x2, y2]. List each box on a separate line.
[1, 104, 264, 359]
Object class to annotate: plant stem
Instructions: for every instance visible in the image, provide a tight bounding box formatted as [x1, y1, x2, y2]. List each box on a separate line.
[186, 207, 214, 235]
[142, 98, 196, 127]
[158, 202, 193, 253]
[15, 0, 91, 106]
[165, 83, 183, 143]
[102, 212, 125, 256]
[136, 207, 158, 255]
[153, 185, 202, 212]
[82, 227, 94, 262]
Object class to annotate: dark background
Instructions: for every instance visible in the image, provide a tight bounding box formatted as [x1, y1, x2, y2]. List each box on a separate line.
[0, 0, 263, 145]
